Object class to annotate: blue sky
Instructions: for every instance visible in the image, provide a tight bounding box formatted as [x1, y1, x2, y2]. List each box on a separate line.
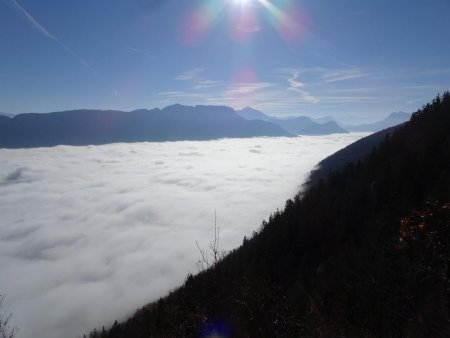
[1, 0, 449, 122]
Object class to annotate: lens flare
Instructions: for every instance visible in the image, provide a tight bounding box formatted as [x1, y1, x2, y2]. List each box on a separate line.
[225, 66, 266, 107]
[258, 0, 308, 43]
[179, 9, 209, 45]
[230, 5, 260, 42]
[231, 66, 258, 84]
[179, 1, 227, 45]
[233, 0, 251, 5]
[178, 0, 308, 45]
[200, 319, 231, 338]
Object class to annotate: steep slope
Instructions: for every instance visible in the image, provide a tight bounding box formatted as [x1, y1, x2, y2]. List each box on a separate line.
[306, 124, 403, 186]
[88, 93, 450, 338]
[0, 105, 290, 148]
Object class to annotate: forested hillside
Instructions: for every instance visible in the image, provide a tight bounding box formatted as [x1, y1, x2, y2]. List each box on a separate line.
[88, 93, 450, 338]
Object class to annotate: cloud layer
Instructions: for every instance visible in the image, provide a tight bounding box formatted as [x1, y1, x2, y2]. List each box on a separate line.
[0, 134, 366, 338]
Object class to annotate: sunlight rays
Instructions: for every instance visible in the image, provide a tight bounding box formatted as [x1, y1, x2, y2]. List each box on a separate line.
[179, 0, 307, 46]
[233, 0, 251, 5]
[258, 0, 306, 43]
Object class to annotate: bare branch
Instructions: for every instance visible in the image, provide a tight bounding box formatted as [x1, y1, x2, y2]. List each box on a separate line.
[196, 211, 226, 272]
[0, 295, 18, 338]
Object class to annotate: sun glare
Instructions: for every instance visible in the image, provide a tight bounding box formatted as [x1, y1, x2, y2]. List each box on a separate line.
[180, 0, 304, 46]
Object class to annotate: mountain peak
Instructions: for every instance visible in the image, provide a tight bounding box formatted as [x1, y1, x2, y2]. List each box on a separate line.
[237, 108, 348, 135]
[163, 103, 189, 110]
[241, 106, 259, 112]
[236, 107, 271, 121]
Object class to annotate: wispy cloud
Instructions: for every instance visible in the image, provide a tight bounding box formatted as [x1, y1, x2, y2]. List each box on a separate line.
[174, 68, 222, 91]
[157, 67, 323, 113]
[287, 71, 319, 104]
[157, 65, 398, 117]
[319, 95, 379, 103]
[225, 82, 273, 97]
[323, 69, 368, 83]
[175, 68, 204, 81]
[156, 91, 204, 99]
[194, 79, 222, 90]
[10, 0, 96, 75]
[127, 46, 157, 59]
[287, 72, 306, 89]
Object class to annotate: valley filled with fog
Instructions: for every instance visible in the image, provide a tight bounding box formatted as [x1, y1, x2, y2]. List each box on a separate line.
[0, 133, 367, 338]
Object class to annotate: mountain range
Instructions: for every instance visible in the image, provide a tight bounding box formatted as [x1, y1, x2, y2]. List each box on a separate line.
[0, 105, 412, 148]
[342, 111, 411, 132]
[87, 93, 450, 337]
[0, 112, 14, 118]
[237, 107, 411, 134]
[237, 107, 348, 135]
[0, 105, 290, 148]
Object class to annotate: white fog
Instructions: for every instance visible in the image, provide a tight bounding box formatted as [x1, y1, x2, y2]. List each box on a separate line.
[0, 133, 367, 338]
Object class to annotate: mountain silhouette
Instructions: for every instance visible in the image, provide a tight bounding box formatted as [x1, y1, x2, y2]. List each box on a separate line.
[274, 116, 348, 135]
[236, 106, 271, 121]
[237, 107, 348, 135]
[344, 111, 411, 131]
[0, 112, 14, 118]
[311, 115, 337, 124]
[0, 105, 291, 148]
[237, 107, 411, 134]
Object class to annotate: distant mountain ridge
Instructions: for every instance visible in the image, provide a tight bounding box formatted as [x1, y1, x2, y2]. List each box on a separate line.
[0, 105, 413, 148]
[343, 111, 411, 131]
[0, 105, 291, 148]
[275, 117, 348, 135]
[311, 115, 337, 124]
[237, 107, 411, 135]
[237, 107, 348, 135]
[0, 112, 14, 118]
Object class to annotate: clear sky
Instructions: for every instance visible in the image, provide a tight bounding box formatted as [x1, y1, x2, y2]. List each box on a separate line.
[1, 0, 449, 122]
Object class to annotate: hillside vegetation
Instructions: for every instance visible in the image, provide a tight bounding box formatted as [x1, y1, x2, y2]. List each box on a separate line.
[88, 93, 450, 338]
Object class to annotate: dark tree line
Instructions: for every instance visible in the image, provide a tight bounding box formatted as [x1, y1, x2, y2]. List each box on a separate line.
[87, 92, 450, 338]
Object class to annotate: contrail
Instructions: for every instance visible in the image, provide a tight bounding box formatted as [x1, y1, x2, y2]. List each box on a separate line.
[10, 0, 97, 76]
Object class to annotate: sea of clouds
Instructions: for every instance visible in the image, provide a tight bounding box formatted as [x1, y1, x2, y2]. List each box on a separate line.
[0, 133, 367, 338]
